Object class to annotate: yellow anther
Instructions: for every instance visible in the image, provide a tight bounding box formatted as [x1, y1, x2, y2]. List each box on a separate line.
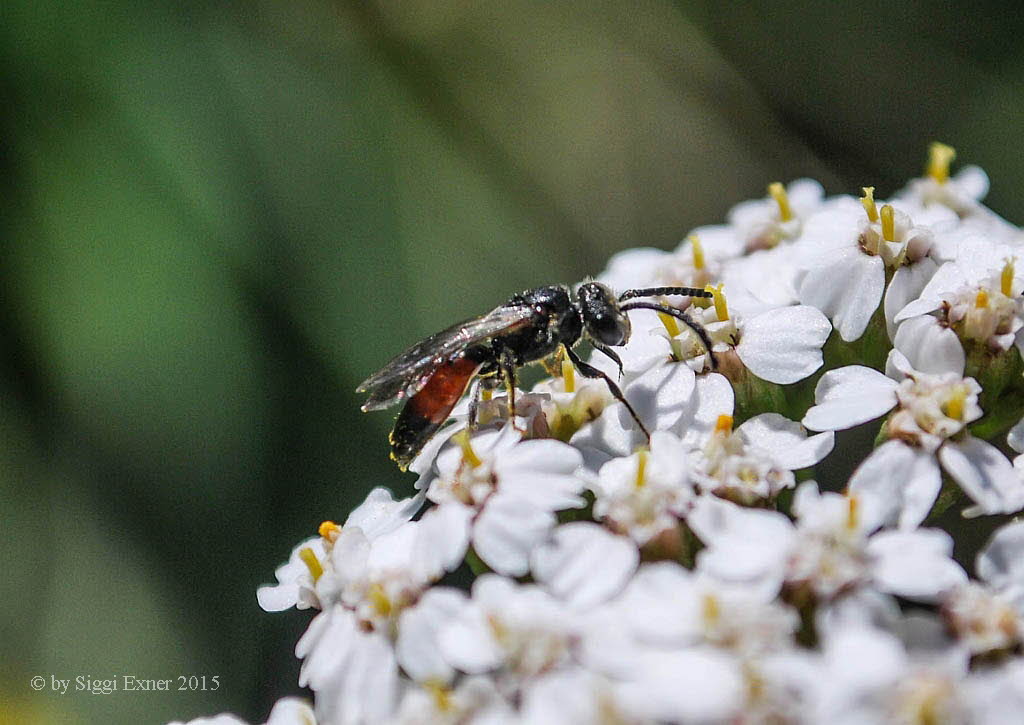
[481, 388, 492, 402]
[299, 547, 323, 582]
[705, 282, 729, 321]
[368, 582, 392, 617]
[690, 234, 706, 271]
[658, 311, 682, 338]
[714, 414, 734, 434]
[768, 181, 793, 222]
[927, 142, 956, 184]
[634, 449, 649, 489]
[424, 680, 453, 713]
[860, 186, 879, 222]
[975, 288, 990, 309]
[318, 520, 341, 542]
[1002, 258, 1016, 297]
[880, 204, 896, 242]
[453, 430, 482, 468]
[944, 388, 967, 421]
[560, 356, 576, 394]
[846, 496, 859, 531]
[702, 593, 721, 626]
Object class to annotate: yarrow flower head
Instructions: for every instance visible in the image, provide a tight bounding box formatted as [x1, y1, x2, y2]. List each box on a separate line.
[180, 144, 1024, 725]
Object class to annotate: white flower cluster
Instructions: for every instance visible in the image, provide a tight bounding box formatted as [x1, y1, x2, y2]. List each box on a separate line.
[179, 144, 1024, 725]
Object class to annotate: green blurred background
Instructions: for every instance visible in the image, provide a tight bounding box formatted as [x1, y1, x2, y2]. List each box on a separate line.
[3, 1, 1023, 722]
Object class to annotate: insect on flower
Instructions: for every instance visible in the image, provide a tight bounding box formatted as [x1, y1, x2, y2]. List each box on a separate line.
[358, 283, 716, 469]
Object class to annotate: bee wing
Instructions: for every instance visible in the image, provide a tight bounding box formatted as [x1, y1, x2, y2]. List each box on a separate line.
[357, 304, 535, 411]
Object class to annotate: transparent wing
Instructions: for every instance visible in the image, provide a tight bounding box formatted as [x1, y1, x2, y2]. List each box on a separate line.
[356, 304, 534, 411]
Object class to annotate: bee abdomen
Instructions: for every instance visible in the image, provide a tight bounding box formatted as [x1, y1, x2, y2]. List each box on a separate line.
[390, 356, 480, 470]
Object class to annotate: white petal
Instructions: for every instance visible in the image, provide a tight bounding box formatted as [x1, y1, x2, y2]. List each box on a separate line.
[1008, 417, 1024, 454]
[977, 521, 1024, 593]
[344, 487, 425, 540]
[622, 360, 696, 432]
[688, 496, 793, 598]
[736, 305, 832, 384]
[438, 608, 503, 674]
[531, 523, 638, 609]
[848, 441, 942, 528]
[498, 472, 586, 512]
[616, 648, 744, 723]
[256, 583, 302, 613]
[473, 495, 556, 576]
[413, 503, 472, 579]
[397, 588, 466, 683]
[939, 438, 1024, 515]
[802, 366, 897, 431]
[955, 165, 990, 200]
[497, 439, 582, 475]
[884, 259, 938, 340]
[867, 530, 967, 601]
[893, 315, 965, 376]
[738, 412, 834, 469]
[675, 372, 735, 448]
[264, 697, 316, 725]
[799, 249, 884, 342]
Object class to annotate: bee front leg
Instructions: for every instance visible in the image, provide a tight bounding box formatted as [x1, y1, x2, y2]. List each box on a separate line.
[565, 347, 650, 441]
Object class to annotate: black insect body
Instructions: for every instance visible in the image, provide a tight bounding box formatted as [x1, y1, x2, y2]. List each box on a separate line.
[357, 282, 716, 470]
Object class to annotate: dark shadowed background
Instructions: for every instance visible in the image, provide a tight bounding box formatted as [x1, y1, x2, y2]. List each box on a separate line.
[3, 1, 1023, 722]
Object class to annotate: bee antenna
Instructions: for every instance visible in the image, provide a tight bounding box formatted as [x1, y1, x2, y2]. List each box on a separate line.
[619, 301, 717, 370]
[618, 286, 713, 302]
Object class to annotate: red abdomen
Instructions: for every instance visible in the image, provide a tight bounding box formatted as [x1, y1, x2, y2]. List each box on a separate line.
[390, 357, 480, 469]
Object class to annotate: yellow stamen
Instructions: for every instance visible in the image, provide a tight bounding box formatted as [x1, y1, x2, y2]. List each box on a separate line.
[318, 520, 341, 542]
[368, 582, 392, 617]
[768, 181, 793, 222]
[927, 142, 956, 184]
[860, 186, 879, 222]
[424, 680, 453, 713]
[846, 496, 859, 531]
[561, 356, 576, 394]
[702, 593, 721, 626]
[481, 388, 492, 402]
[299, 547, 323, 582]
[1002, 258, 1016, 297]
[705, 282, 729, 321]
[690, 234, 706, 270]
[880, 204, 896, 242]
[634, 449, 649, 489]
[714, 414, 734, 435]
[944, 388, 967, 421]
[975, 288, 989, 309]
[453, 430, 482, 468]
[658, 311, 682, 338]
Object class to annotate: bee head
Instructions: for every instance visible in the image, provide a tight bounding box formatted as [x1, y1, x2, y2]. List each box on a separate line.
[577, 282, 631, 347]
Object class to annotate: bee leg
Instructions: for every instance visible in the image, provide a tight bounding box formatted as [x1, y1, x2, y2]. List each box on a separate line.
[591, 342, 624, 379]
[498, 347, 524, 433]
[565, 347, 650, 441]
[467, 377, 484, 431]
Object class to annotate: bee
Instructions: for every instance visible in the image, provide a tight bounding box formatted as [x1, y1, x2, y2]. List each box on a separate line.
[357, 283, 715, 470]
